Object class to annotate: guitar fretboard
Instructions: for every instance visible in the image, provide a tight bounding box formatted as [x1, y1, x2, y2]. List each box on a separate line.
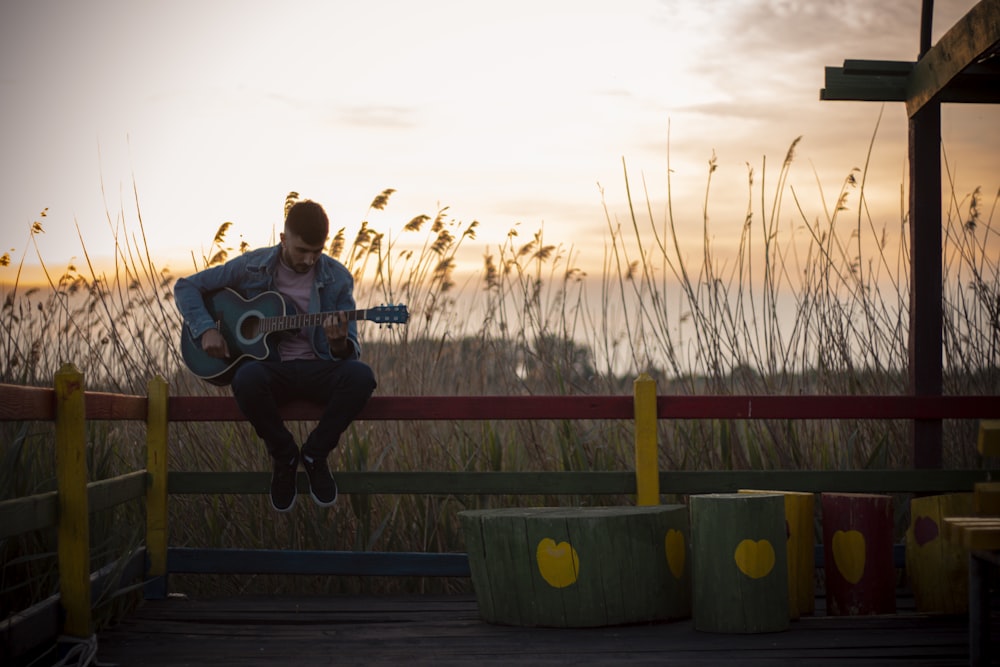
[261, 310, 367, 333]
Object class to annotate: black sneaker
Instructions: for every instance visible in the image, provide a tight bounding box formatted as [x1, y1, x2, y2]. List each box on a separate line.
[270, 454, 298, 512]
[302, 454, 337, 507]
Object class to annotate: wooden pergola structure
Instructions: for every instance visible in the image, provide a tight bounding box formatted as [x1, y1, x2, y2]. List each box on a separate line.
[820, 0, 1000, 468]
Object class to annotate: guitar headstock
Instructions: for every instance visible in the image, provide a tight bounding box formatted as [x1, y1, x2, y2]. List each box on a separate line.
[367, 304, 409, 325]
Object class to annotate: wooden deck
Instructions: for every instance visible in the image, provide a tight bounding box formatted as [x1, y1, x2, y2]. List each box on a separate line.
[94, 594, 996, 666]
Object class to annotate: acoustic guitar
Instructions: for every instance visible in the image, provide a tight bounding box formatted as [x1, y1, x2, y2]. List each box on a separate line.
[180, 287, 408, 385]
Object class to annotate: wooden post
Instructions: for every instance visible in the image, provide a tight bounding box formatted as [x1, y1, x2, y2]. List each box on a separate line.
[54, 363, 92, 639]
[908, 2, 943, 470]
[690, 493, 789, 633]
[906, 493, 973, 613]
[821, 493, 895, 615]
[739, 489, 816, 618]
[633, 373, 659, 506]
[459, 505, 690, 627]
[969, 552, 992, 667]
[145, 375, 169, 598]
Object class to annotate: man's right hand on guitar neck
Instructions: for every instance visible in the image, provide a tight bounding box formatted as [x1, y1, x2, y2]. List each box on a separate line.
[202, 328, 231, 359]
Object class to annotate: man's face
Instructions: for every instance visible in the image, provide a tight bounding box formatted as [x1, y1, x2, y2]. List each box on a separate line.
[280, 230, 326, 273]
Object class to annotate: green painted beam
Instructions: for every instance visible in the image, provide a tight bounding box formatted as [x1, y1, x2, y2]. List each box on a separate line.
[822, 61, 1000, 104]
[168, 471, 636, 495]
[88, 471, 147, 513]
[658, 470, 999, 494]
[167, 469, 1000, 497]
[0, 472, 148, 540]
[0, 491, 57, 540]
[821, 66, 907, 101]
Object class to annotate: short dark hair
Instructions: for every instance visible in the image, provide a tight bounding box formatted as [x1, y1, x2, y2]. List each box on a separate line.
[284, 200, 329, 245]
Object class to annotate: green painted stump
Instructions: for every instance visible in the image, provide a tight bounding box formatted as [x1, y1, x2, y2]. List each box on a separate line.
[690, 493, 789, 634]
[458, 505, 691, 627]
[821, 492, 895, 615]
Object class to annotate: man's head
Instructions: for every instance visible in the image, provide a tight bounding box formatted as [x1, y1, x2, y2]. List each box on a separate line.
[284, 199, 329, 245]
[280, 200, 329, 274]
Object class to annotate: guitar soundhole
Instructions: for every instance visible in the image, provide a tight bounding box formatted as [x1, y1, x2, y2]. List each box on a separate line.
[239, 316, 261, 340]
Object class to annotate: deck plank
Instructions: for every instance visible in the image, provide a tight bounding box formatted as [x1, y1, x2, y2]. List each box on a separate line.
[93, 594, 991, 666]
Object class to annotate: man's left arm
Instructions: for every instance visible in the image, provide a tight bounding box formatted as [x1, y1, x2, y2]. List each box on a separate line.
[319, 267, 361, 360]
[323, 312, 355, 358]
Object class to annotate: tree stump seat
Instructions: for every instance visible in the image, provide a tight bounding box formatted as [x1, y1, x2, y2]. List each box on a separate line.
[739, 489, 816, 618]
[821, 492, 896, 616]
[906, 493, 974, 614]
[458, 505, 691, 627]
[690, 493, 789, 634]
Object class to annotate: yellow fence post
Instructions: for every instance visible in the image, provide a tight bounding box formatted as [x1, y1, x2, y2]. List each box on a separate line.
[978, 420, 1000, 457]
[145, 375, 169, 597]
[54, 363, 92, 639]
[633, 373, 659, 506]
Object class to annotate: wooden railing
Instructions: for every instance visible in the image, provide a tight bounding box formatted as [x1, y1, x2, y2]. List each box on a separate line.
[2, 363, 999, 660]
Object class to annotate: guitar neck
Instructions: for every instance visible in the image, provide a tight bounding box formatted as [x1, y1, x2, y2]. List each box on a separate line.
[262, 309, 367, 333]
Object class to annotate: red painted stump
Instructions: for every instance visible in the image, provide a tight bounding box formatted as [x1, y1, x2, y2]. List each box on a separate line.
[821, 492, 895, 616]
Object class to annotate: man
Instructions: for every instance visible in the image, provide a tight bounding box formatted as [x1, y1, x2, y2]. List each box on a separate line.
[174, 199, 376, 512]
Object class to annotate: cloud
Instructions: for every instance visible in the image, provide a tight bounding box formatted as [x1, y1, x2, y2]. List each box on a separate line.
[712, 1, 916, 59]
[596, 88, 637, 101]
[336, 105, 420, 129]
[678, 0, 930, 112]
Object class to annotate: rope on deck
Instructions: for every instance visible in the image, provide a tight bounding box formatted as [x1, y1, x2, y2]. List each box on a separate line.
[39, 634, 116, 667]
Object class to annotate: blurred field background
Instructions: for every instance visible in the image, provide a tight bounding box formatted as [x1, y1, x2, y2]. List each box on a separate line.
[1, 136, 997, 619]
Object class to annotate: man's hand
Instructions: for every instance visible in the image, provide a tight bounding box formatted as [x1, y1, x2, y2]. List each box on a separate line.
[201, 328, 230, 359]
[324, 312, 350, 356]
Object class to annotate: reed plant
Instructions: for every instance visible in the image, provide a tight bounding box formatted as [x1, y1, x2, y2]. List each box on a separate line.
[1, 130, 997, 605]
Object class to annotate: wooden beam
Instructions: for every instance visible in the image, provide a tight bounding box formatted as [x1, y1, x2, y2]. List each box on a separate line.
[167, 394, 1000, 422]
[821, 60, 1000, 104]
[0, 491, 57, 540]
[167, 547, 471, 577]
[821, 65, 907, 101]
[906, 0, 1000, 116]
[0, 383, 54, 420]
[165, 469, 1000, 496]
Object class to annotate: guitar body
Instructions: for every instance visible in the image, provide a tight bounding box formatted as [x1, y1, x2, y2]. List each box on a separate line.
[180, 288, 409, 386]
[180, 289, 290, 386]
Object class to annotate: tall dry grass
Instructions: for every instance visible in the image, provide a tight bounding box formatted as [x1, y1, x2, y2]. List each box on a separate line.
[1, 132, 998, 605]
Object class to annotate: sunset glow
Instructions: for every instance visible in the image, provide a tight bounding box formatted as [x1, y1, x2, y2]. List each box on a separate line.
[1, 0, 996, 287]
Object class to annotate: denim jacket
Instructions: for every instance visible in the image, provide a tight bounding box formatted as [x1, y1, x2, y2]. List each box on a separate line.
[174, 244, 361, 361]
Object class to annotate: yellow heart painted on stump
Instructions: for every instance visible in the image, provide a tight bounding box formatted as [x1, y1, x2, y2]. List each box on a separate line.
[832, 529, 866, 584]
[733, 539, 776, 579]
[665, 529, 686, 579]
[536, 538, 580, 588]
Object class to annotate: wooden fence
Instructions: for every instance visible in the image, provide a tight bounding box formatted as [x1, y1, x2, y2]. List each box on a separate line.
[2, 362, 999, 660]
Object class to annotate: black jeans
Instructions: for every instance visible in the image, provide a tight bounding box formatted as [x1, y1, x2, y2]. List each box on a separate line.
[230, 358, 376, 462]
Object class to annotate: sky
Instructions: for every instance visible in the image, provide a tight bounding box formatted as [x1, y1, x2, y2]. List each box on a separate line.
[1, 0, 997, 287]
